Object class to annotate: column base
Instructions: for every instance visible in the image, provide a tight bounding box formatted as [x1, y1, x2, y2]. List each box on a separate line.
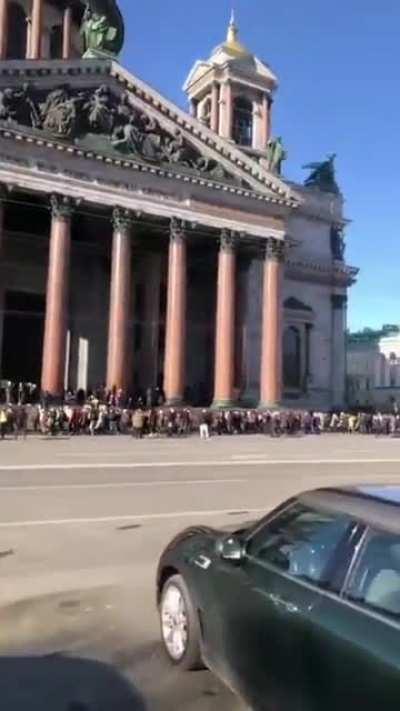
[258, 401, 282, 411]
[40, 391, 65, 406]
[211, 399, 237, 409]
[165, 397, 185, 407]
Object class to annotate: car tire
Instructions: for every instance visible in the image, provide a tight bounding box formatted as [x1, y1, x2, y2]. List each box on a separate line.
[160, 573, 203, 670]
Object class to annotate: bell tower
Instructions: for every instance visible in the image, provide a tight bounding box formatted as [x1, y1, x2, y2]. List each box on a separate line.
[183, 12, 278, 154]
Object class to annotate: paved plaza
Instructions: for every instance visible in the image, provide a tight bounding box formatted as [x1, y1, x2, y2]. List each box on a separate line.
[1, 433, 400, 710]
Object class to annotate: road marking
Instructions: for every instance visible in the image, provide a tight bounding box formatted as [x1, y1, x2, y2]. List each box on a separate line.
[1, 457, 400, 471]
[0, 507, 266, 529]
[0, 478, 247, 492]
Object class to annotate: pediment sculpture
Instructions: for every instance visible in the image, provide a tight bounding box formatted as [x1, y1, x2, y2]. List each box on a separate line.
[0, 83, 239, 182]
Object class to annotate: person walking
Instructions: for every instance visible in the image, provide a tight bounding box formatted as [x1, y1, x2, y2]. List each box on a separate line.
[348, 413, 357, 435]
[199, 409, 211, 440]
[0, 407, 8, 440]
[132, 408, 145, 439]
[14, 404, 28, 440]
[166, 408, 177, 438]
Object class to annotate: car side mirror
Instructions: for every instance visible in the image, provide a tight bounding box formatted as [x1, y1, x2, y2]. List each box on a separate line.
[217, 535, 245, 564]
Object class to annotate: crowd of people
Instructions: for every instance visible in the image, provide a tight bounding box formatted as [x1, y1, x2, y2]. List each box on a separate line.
[1, 379, 400, 439]
[1, 399, 400, 440]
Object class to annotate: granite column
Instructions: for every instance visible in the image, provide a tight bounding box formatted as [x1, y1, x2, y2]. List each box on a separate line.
[0, 0, 8, 59]
[62, 4, 73, 59]
[106, 208, 133, 392]
[41, 195, 73, 397]
[163, 218, 187, 405]
[213, 230, 237, 406]
[259, 237, 285, 408]
[30, 0, 43, 59]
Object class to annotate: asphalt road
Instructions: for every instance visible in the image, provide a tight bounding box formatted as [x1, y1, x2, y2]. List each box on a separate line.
[1, 432, 400, 710]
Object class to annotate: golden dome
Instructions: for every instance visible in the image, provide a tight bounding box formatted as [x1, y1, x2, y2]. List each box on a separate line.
[225, 10, 250, 57]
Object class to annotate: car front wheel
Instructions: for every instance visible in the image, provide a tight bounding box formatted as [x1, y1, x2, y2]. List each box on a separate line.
[160, 574, 203, 670]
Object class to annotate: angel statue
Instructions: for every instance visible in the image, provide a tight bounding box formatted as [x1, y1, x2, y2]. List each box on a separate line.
[266, 136, 287, 175]
[302, 153, 340, 194]
[81, 1, 124, 58]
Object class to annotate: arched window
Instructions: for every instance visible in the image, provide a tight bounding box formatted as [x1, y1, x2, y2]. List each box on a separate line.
[6, 2, 27, 59]
[233, 96, 253, 147]
[283, 326, 301, 389]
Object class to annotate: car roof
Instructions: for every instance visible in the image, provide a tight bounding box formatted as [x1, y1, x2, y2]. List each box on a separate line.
[298, 486, 400, 536]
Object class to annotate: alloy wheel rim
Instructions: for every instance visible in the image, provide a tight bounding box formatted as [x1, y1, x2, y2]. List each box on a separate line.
[161, 584, 188, 660]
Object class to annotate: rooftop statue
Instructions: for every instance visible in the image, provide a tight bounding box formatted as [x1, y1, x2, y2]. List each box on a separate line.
[302, 153, 340, 194]
[330, 223, 346, 261]
[81, 0, 124, 58]
[266, 136, 287, 175]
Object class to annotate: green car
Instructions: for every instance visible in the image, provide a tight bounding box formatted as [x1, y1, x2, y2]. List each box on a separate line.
[157, 486, 400, 710]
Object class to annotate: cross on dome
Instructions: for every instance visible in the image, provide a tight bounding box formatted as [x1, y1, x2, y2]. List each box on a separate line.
[225, 9, 249, 57]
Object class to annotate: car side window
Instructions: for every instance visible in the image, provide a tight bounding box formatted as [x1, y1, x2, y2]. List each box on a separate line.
[246, 503, 353, 589]
[346, 528, 400, 620]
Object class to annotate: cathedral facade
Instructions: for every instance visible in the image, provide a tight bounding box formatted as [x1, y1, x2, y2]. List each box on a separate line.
[0, 0, 357, 408]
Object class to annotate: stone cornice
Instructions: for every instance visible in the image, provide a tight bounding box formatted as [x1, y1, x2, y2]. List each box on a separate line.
[286, 256, 358, 287]
[0, 125, 291, 208]
[0, 59, 111, 80]
[0, 159, 286, 240]
[188, 64, 275, 97]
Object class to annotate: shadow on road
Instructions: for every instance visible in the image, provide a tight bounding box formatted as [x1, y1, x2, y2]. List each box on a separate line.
[0, 652, 147, 711]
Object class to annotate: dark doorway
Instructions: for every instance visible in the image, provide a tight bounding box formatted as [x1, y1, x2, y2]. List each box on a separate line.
[283, 326, 302, 389]
[50, 24, 63, 59]
[1, 291, 45, 384]
[186, 246, 217, 405]
[6, 2, 27, 59]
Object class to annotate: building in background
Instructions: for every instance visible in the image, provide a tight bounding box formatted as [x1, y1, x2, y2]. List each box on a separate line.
[347, 326, 400, 410]
[0, 2, 357, 407]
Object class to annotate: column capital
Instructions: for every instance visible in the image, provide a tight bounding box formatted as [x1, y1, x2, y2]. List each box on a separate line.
[264, 237, 285, 263]
[220, 229, 237, 252]
[331, 294, 348, 310]
[50, 194, 74, 220]
[112, 207, 133, 232]
[170, 217, 186, 242]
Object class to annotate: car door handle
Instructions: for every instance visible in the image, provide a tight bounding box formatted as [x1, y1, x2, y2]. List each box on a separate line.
[267, 592, 299, 614]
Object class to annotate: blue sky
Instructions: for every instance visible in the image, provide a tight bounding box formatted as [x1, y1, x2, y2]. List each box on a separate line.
[118, 0, 400, 332]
